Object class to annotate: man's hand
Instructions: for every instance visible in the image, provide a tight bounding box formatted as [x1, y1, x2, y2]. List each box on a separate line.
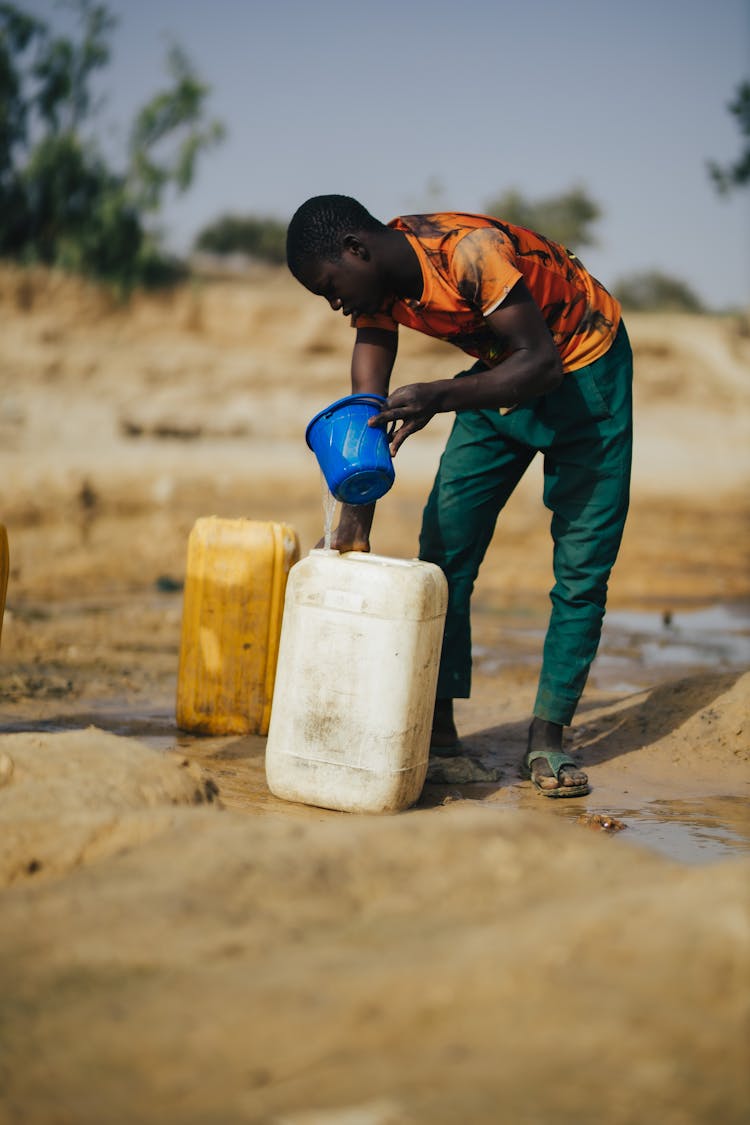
[370, 381, 446, 455]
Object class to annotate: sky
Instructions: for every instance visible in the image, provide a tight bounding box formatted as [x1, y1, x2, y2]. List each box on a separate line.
[21, 0, 750, 309]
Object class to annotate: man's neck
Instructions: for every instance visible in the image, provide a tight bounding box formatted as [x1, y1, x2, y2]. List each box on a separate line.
[381, 228, 423, 301]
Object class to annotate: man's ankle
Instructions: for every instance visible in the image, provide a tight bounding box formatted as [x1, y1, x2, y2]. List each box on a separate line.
[528, 716, 563, 752]
[431, 698, 459, 751]
[434, 698, 454, 721]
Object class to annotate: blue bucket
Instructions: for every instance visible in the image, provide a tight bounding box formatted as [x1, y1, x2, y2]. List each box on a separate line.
[305, 394, 395, 504]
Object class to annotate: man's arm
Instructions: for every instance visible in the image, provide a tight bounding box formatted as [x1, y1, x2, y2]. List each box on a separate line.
[350, 326, 398, 394]
[372, 280, 562, 454]
[330, 327, 398, 551]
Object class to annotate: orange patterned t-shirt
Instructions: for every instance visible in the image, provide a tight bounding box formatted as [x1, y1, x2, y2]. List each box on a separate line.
[354, 212, 620, 373]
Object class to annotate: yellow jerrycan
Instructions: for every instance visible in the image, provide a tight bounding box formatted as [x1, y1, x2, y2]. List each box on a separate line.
[0, 524, 8, 646]
[177, 518, 299, 735]
[265, 549, 448, 813]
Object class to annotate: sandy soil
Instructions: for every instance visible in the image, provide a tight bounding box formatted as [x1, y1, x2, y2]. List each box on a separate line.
[0, 264, 749, 1124]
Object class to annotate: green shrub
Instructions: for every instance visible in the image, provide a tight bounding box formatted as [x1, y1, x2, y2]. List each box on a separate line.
[194, 214, 287, 265]
[613, 271, 705, 313]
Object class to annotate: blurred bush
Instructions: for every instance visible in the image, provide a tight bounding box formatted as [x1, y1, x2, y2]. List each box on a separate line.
[193, 214, 287, 265]
[613, 271, 705, 313]
[484, 184, 602, 250]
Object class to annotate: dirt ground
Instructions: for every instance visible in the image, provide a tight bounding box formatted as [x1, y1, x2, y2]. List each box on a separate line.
[0, 264, 749, 1124]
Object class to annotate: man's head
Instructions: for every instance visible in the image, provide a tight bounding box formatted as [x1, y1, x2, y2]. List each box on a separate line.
[286, 194, 390, 318]
[286, 195, 385, 278]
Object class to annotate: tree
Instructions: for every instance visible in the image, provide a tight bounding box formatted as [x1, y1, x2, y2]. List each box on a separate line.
[483, 184, 601, 250]
[708, 80, 750, 194]
[613, 270, 704, 313]
[194, 214, 287, 264]
[0, 0, 224, 290]
[127, 45, 225, 214]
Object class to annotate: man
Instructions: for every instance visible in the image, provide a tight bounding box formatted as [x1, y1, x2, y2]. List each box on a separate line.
[286, 195, 632, 797]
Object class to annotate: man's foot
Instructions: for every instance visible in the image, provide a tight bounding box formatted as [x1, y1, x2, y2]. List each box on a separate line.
[522, 717, 589, 797]
[430, 698, 461, 757]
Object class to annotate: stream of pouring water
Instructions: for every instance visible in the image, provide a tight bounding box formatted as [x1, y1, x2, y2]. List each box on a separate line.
[321, 473, 337, 551]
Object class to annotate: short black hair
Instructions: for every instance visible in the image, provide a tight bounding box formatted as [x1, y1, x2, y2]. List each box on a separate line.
[286, 194, 386, 280]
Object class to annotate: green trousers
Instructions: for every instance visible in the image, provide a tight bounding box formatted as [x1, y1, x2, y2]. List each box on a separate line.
[418, 322, 633, 727]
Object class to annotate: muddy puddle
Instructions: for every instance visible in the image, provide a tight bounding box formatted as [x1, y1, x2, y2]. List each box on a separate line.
[594, 602, 750, 691]
[2, 600, 748, 866]
[468, 600, 750, 863]
[7, 700, 748, 865]
[574, 795, 750, 864]
[473, 599, 750, 691]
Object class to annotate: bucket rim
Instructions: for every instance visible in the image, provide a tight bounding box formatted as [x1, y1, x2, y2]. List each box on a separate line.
[305, 393, 387, 448]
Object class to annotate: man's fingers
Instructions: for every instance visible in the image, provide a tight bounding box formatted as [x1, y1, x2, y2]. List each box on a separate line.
[369, 395, 433, 454]
[368, 415, 398, 442]
[389, 420, 418, 455]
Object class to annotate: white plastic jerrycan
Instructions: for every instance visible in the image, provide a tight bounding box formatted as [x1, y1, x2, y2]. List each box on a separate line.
[265, 549, 448, 813]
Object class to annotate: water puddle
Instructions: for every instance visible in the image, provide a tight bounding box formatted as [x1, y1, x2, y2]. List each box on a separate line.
[616, 797, 749, 864]
[474, 601, 750, 693]
[469, 601, 750, 864]
[4, 701, 748, 865]
[2, 601, 747, 865]
[593, 603, 750, 692]
[554, 795, 750, 866]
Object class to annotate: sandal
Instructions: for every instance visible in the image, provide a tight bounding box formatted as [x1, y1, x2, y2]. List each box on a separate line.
[521, 749, 589, 798]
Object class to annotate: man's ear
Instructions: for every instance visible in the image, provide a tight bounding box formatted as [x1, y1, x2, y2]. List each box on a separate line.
[342, 233, 370, 260]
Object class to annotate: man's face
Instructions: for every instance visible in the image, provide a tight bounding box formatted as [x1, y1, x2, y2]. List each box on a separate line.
[302, 244, 386, 320]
